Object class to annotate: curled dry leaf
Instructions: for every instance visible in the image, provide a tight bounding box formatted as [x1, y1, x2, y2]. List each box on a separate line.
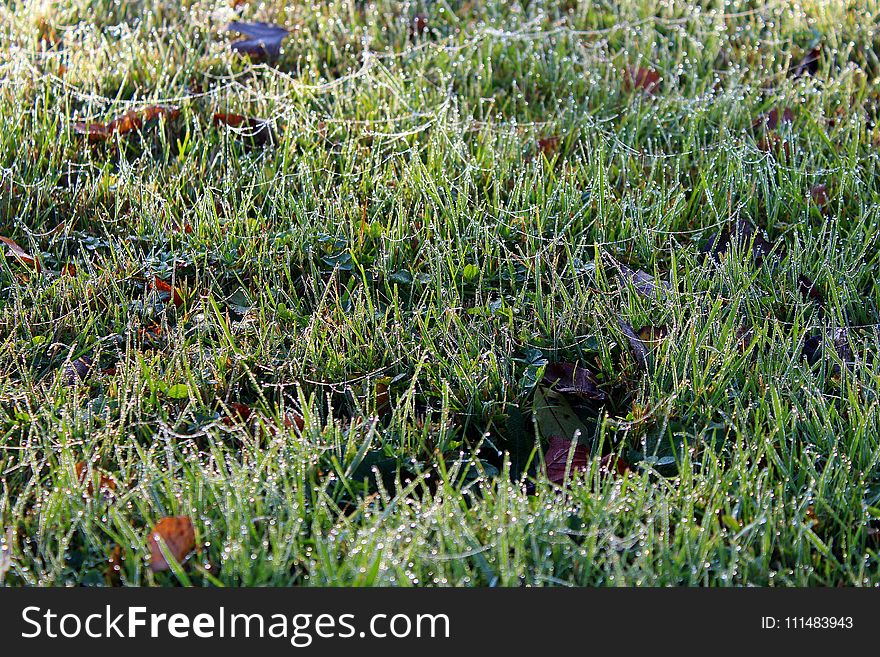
[810, 183, 828, 207]
[599, 452, 631, 477]
[106, 544, 123, 586]
[624, 66, 661, 94]
[63, 357, 92, 386]
[0, 235, 41, 272]
[798, 274, 824, 304]
[227, 21, 289, 62]
[613, 261, 670, 302]
[636, 324, 669, 344]
[543, 362, 606, 400]
[702, 219, 775, 264]
[73, 106, 179, 142]
[617, 318, 647, 370]
[152, 276, 184, 308]
[411, 14, 429, 37]
[213, 112, 276, 147]
[74, 461, 117, 497]
[148, 516, 195, 573]
[802, 327, 852, 369]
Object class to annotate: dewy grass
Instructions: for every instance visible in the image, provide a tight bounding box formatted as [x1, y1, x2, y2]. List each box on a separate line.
[0, 0, 878, 586]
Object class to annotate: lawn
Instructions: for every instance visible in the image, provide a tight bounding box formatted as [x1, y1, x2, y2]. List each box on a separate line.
[1, 0, 879, 587]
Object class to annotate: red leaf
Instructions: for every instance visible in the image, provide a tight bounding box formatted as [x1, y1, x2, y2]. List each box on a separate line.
[624, 66, 661, 94]
[0, 235, 41, 272]
[152, 276, 184, 308]
[543, 362, 606, 400]
[545, 436, 589, 484]
[599, 453, 631, 477]
[222, 402, 252, 426]
[148, 516, 195, 573]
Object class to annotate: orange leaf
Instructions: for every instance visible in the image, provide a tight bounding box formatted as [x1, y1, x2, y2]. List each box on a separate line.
[148, 516, 195, 573]
[75, 461, 117, 497]
[61, 262, 77, 277]
[73, 105, 179, 142]
[152, 276, 184, 308]
[213, 112, 276, 146]
[0, 235, 41, 272]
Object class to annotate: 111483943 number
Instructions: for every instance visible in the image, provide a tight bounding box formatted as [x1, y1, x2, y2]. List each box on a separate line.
[784, 617, 853, 629]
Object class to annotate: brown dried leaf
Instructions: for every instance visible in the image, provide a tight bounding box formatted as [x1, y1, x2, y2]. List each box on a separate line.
[75, 461, 117, 497]
[148, 516, 195, 573]
[810, 183, 828, 207]
[212, 112, 276, 147]
[624, 66, 661, 94]
[0, 235, 41, 272]
[702, 219, 775, 264]
[63, 357, 92, 386]
[544, 436, 589, 484]
[73, 106, 179, 142]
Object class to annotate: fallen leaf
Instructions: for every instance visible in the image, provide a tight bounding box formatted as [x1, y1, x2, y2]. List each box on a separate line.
[106, 544, 123, 586]
[613, 261, 670, 301]
[802, 327, 851, 369]
[152, 276, 184, 308]
[74, 461, 117, 497]
[537, 136, 560, 157]
[810, 183, 828, 207]
[636, 324, 669, 343]
[148, 516, 195, 573]
[542, 362, 606, 400]
[618, 318, 647, 370]
[544, 436, 589, 484]
[599, 452, 631, 477]
[791, 45, 821, 78]
[73, 106, 179, 142]
[702, 219, 775, 264]
[222, 402, 252, 426]
[411, 14, 429, 37]
[61, 262, 76, 277]
[753, 107, 793, 131]
[798, 274, 824, 304]
[0, 235, 41, 272]
[624, 66, 661, 94]
[227, 21, 289, 62]
[534, 385, 595, 448]
[212, 112, 276, 147]
[63, 357, 92, 386]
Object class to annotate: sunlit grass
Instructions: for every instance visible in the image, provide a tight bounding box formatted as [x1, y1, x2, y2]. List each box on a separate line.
[0, 0, 878, 586]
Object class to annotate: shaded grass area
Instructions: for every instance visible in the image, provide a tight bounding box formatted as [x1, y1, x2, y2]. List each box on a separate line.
[0, 0, 879, 585]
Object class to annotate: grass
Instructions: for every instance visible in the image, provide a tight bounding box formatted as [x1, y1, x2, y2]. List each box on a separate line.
[1, 0, 879, 586]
